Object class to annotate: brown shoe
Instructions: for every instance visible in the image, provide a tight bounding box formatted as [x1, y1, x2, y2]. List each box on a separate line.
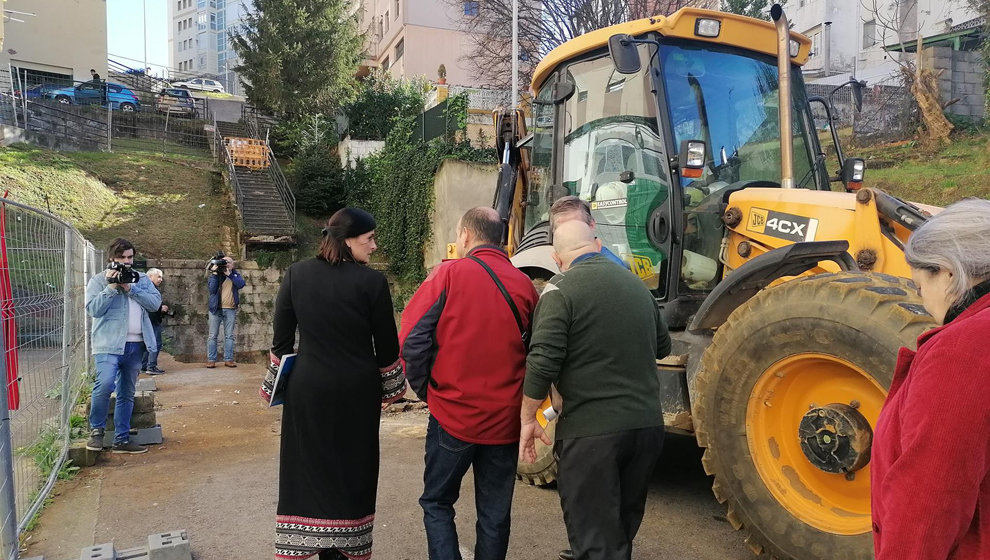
[224, 361, 237, 368]
[206, 361, 216, 369]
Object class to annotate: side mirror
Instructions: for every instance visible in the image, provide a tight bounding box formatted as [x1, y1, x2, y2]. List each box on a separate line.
[678, 139, 707, 179]
[553, 80, 575, 104]
[841, 158, 866, 191]
[852, 80, 865, 112]
[608, 34, 641, 75]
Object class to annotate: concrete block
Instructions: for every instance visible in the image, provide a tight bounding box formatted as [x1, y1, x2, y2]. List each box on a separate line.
[108, 392, 156, 414]
[133, 425, 164, 445]
[130, 412, 158, 429]
[117, 546, 150, 559]
[148, 530, 191, 560]
[79, 543, 115, 560]
[136, 378, 158, 392]
[68, 440, 100, 466]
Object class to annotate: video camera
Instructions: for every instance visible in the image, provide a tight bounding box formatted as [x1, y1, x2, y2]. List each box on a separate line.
[106, 261, 140, 284]
[208, 251, 228, 275]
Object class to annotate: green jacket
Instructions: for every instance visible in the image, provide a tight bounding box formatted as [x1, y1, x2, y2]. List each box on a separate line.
[524, 253, 670, 440]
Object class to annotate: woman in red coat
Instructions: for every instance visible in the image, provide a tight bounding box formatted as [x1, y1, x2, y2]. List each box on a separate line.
[872, 198, 990, 560]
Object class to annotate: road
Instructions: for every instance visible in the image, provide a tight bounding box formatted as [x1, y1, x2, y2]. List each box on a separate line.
[24, 356, 753, 560]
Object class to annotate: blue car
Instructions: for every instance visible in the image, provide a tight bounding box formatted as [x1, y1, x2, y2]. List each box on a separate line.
[45, 81, 142, 112]
[14, 84, 64, 99]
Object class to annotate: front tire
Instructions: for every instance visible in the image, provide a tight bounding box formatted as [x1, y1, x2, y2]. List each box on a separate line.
[693, 272, 934, 559]
[516, 397, 557, 486]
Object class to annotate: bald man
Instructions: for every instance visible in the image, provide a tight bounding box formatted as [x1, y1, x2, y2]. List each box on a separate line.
[521, 220, 670, 560]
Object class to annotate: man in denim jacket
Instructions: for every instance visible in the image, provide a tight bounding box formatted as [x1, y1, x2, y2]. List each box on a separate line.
[84, 238, 161, 454]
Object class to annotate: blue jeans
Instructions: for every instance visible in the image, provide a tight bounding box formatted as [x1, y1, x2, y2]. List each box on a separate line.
[207, 308, 236, 362]
[90, 342, 143, 444]
[141, 322, 163, 370]
[420, 415, 518, 560]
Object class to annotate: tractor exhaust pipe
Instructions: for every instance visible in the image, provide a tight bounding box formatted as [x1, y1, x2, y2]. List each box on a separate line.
[771, 4, 795, 189]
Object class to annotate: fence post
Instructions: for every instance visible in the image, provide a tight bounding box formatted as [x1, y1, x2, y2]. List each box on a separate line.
[0, 322, 18, 560]
[107, 105, 113, 152]
[6, 65, 18, 129]
[61, 230, 73, 423]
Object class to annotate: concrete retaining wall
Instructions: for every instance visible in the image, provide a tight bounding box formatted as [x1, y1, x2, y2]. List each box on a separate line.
[425, 159, 499, 270]
[148, 259, 284, 363]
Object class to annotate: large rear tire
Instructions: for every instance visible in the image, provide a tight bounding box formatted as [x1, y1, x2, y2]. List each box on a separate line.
[693, 272, 934, 559]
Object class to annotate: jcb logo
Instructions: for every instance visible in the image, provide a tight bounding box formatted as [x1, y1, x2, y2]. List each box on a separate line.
[631, 255, 653, 280]
[747, 208, 819, 242]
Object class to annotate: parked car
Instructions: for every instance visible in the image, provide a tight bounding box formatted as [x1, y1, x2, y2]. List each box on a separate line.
[156, 88, 196, 117]
[13, 83, 64, 99]
[44, 81, 142, 112]
[170, 78, 225, 93]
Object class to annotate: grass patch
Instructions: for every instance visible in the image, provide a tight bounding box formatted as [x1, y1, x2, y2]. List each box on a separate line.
[0, 144, 236, 259]
[855, 133, 990, 206]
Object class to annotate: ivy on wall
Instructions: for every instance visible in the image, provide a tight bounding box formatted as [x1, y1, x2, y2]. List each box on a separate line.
[360, 93, 495, 301]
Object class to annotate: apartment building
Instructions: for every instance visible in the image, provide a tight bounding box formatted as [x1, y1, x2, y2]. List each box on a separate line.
[359, 0, 488, 87]
[0, 0, 107, 87]
[167, 0, 249, 94]
[787, 0, 981, 86]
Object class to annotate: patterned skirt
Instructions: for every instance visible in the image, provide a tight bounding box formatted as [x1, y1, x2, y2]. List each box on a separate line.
[275, 514, 374, 559]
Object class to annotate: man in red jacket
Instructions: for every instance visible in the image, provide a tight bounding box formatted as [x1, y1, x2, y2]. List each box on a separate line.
[400, 206, 539, 560]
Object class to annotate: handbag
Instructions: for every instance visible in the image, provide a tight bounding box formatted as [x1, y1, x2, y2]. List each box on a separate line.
[468, 256, 530, 349]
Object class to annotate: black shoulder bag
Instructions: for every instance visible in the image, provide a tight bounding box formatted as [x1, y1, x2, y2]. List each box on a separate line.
[468, 256, 530, 349]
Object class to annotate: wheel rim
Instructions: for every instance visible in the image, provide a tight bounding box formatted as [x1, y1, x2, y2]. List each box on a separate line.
[746, 353, 885, 535]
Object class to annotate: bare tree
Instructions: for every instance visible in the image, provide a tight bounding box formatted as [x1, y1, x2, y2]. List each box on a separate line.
[450, 0, 695, 94]
[864, 0, 957, 147]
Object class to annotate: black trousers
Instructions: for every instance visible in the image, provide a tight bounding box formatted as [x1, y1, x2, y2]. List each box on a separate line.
[555, 426, 664, 560]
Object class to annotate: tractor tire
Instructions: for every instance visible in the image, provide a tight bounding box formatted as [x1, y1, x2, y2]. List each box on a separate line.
[692, 272, 934, 559]
[516, 411, 557, 486]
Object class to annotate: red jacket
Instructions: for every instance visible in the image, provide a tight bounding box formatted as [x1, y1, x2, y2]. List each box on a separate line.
[872, 292, 990, 560]
[399, 246, 539, 445]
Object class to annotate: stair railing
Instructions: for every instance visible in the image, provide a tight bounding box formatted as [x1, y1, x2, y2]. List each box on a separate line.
[242, 108, 295, 232]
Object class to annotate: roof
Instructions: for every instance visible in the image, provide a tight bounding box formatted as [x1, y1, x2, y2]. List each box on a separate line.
[884, 17, 986, 52]
[531, 7, 812, 93]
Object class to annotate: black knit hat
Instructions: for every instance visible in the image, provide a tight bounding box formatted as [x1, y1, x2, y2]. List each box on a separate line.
[323, 207, 376, 239]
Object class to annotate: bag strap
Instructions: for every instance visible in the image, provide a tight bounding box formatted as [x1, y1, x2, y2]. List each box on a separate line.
[468, 256, 526, 338]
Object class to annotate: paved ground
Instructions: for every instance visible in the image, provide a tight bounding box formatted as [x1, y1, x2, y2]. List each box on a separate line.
[23, 356, 753, 560]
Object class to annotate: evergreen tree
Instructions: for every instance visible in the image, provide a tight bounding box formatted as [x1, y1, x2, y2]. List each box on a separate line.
[230, 0, 364, 117]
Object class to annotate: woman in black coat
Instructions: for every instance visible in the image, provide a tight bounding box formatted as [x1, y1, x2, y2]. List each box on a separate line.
[271, 208, 405, 560]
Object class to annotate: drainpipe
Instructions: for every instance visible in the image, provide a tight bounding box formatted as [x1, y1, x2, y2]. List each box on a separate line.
[771, 4, 795, 188]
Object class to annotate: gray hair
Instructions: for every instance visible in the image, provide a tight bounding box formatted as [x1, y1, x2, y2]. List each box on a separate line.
[904, 198, 990, 304]
[146, 268, 163, 279]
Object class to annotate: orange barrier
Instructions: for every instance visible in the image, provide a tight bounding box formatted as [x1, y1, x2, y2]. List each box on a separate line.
[225, 136, 271, 170]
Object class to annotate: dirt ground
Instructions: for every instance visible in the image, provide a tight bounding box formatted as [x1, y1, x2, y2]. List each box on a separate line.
[24, 355, 753, 560]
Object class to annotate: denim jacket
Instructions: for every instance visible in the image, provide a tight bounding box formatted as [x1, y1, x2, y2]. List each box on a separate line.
[207, 270, 246, 314]
[85, 271, 162, 355]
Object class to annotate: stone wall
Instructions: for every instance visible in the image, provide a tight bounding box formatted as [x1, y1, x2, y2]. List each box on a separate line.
[923, 46, 987, 119]
[147, 258, 284, 364]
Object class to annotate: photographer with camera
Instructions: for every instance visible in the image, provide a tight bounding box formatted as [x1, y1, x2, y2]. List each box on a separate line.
[206, 252, 245, 368]
[141, 268, 171, 375]
[84, 238, 161, 454]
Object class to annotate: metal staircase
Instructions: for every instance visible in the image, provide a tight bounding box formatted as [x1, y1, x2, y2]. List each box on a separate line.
[212, 117, 295, 243]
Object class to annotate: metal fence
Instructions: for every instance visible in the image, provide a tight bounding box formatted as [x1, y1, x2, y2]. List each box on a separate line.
[0, 67, 213, 157]
[413, 100, 463, 143]
[0, 198, 100, 558]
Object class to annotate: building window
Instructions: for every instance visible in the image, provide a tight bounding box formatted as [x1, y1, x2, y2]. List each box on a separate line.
[863, 19, 877, 47]
[378, 16, 383, 39]
[382, 56, 390, 69]
[384, 12, 389, 33]
[810, 31, 820, 57]
[177, 1, 181, 10]
[394, 38, 404, 60]
[464, 1, 479, 16]
[394, 0, 400, 18]
[198, 13, 207, 31]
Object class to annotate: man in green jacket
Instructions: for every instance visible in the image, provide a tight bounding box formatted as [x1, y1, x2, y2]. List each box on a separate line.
[520, 220, 670, 560]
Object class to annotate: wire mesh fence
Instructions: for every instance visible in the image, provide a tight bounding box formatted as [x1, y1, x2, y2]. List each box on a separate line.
[0, 67, 213, 157]
[0, 198, 100, 555]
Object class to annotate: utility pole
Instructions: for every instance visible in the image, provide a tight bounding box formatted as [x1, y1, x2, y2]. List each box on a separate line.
[143, 0, 149, 74]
